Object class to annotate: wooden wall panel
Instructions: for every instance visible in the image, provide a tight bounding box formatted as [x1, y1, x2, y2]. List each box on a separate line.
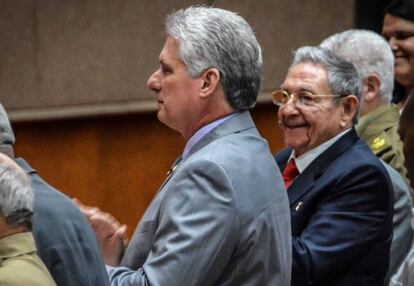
[12, 103, 284, 237]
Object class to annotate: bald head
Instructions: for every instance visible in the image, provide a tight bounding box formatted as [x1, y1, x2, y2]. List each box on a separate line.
[0, 104, 15, 158]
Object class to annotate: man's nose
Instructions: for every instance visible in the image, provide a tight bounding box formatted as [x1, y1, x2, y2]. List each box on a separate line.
[147, 69, 161, 92]
[281, 99, 299, 114]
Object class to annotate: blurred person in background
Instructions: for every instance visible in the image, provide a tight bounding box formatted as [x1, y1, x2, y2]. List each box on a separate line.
[382, 0, 414, 111]
[321, 29, 413, 283]
[0, 103, 110, 286]
[0, 153, 56, 285]
[389, 91, 414, 285]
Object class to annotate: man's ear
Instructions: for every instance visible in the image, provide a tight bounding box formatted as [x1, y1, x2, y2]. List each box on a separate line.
[362, 74, 381, 103]
[200, 68, 220, 98]
[340, 95, 359, 128]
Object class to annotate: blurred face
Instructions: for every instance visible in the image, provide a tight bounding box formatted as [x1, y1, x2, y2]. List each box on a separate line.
[146, 36, 202, 137]
[399, 118, 414, 188]
[278, 63, 351, 156]
[0, 153, 18, 169]
[382, 14, 414, 91]
[0, 153, 27, 238]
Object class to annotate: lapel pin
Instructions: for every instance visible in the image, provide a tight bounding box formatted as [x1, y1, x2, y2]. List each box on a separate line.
[295, 202, 303, 212]
[166, 164, 178, 176]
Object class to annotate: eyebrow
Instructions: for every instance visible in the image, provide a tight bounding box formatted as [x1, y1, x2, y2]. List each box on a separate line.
[280, 85, 315, 93]
[160, 60, 173, 70]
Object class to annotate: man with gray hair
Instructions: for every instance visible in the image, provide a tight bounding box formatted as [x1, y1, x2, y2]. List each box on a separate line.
[0, 104, 110, 286]
[0, 153, 56, 285]
[321, 29, 413, 197]
[320, 29, 414, 283]
[78, 5, 291, 286]
[273, 46, 394, 285]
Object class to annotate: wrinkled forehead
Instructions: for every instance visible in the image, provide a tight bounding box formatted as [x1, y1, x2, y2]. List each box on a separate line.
[159, 36, 181, 62]
[282, 62, 330, 92]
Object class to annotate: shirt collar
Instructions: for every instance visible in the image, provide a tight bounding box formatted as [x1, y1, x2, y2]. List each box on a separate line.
[0, 232, 37, 259]
[290, 128, 351, 173]
[182, 113, 236, 160]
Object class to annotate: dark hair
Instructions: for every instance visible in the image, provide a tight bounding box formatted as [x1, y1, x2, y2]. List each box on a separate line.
[385, 0, 414, 22]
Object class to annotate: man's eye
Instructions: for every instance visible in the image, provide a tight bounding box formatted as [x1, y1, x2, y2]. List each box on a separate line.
[161, 65, 173, 74]
[298, 93, 315, 105]
[162, 68, 171, 74]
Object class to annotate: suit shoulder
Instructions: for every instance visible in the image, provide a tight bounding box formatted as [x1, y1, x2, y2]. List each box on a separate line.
[323, 140, 391, 188]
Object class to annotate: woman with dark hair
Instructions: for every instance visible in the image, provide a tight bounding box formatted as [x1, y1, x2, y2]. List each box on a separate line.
[382, 0, 414, 111]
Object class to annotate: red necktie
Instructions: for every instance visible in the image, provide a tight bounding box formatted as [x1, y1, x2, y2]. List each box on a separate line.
[282, 159, 299, 188]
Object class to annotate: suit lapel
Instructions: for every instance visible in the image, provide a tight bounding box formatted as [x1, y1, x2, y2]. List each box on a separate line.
[281, 129, 360, 206]
[158, 155, 182, 191]
[184, 111, 255, 160]
[287, 168, 316, 206]
[157, 112, 254, 192]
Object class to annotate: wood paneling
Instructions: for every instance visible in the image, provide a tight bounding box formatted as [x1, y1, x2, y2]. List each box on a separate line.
[12, 103, 284, 237]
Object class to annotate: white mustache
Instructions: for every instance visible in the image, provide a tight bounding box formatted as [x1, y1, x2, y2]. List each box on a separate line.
[280, 117, 307, 128]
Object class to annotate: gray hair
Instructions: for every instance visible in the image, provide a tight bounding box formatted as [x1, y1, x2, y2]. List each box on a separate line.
[0, 157, 33, 229]
[291, 46, 362, 124]
[320, 29, 394, 102]
[165, 6, 262, 111]
[0, 104, 15, 158]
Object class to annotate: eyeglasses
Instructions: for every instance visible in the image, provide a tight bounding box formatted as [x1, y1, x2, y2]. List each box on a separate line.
[272, 89, 347, 107]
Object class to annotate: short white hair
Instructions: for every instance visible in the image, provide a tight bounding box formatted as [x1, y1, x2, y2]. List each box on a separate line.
[0, 156, 33, 228]
[320, 29, 394, 102]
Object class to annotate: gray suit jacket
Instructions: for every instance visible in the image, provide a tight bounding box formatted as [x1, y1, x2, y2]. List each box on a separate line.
[107, 111, 292, 285]
[383, 162, 413, 284]
[390, 235, 414, 286]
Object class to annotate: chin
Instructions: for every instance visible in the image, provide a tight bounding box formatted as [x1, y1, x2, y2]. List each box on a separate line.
[286, 141, 306, 152]
[395, 66, 412, 79]
[157, 112, 166, 124]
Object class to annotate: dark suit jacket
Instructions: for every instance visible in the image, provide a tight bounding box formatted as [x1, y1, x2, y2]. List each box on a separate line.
[16, 158, 110, 286]
[274, 129, 394, 286]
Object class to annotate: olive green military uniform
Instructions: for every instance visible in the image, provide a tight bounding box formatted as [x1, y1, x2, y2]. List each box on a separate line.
[0, 232, 56, 286]
[356, 104, 414, 198]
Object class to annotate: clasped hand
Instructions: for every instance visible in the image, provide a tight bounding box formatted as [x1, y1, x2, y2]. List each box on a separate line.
[73, 198, 128, 267]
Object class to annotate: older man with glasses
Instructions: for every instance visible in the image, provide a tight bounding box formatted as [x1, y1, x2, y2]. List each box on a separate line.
[273, 46, 394, 286]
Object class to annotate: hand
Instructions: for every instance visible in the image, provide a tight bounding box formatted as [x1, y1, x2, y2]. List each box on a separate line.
[73, 198, 128, 266]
